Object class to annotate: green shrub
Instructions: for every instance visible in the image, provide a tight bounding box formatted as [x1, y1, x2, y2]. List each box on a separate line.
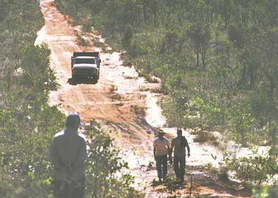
[224, 154, 277, 186]
[85, 128, 142, 198]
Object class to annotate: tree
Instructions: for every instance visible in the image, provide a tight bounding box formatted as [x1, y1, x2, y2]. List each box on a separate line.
[187, 22, 211, 68]
[122, 24, 134, 50]
[256, 28, 278, 99]
[217, 0, 235, 28]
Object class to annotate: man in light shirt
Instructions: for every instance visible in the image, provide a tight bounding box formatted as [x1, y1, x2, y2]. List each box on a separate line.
[50, 113, 87, 198]
[153, 130, 170, 182]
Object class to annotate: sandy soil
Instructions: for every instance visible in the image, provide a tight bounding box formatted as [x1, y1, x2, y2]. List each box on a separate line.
[36, 1, 251, 197]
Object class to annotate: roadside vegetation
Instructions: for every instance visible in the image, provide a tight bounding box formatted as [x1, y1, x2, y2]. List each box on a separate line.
[0, 0, 140, 197]
[55, 0, 278, 194]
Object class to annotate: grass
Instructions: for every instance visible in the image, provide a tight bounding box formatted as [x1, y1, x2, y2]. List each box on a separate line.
[131, 105, 146, 116]
[109, 85, 118, 92]
[124, 75, 138, 80]
[193, 130, 219, 147]
[94, 41, 106, 48]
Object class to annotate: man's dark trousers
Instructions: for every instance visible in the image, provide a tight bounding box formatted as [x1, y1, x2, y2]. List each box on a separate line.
[156, 154, 167, 180]
[54, 178, 85, 198]
[174, 155, 185, 181]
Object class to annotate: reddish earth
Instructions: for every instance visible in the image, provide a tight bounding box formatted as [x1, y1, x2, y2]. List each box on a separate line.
[37, 0, 251, 197]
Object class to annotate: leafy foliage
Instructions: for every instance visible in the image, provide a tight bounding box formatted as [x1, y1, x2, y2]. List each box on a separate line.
[0, 2, 64, 193]
[86, 128, 141, 197]
[225, 153, 276, 186]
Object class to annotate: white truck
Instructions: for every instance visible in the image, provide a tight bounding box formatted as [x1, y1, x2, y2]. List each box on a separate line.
[68, 52, 101, 85]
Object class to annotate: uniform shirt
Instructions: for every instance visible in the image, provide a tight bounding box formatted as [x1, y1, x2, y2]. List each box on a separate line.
[153, 137, 170, 156]
[171, 136, 190, 157]
[50, 128, 87, 181]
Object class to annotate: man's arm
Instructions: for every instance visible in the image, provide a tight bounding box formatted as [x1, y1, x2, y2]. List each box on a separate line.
[50, 139, 66, 172]
[49, 139, 58, 165]
[72, 138, 88, 169]
[153, 147, 157, 160]
[185, 138, 190, 157]
[153, 140, 157, 160]
[169, 140, 174, 164]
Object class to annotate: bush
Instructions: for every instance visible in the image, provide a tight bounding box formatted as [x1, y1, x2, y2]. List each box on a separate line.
[85, 127, 142, 197]
[224, 153, 277, 186]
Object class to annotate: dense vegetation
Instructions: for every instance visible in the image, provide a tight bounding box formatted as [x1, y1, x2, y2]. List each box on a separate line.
[0, 0, 139, 197]
[0, 1, 60, 197]
[56, 0, 278, 189]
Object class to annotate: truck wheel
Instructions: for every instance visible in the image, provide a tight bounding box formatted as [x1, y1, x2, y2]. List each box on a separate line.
[68, 78, 77, 85]
[91, 78, 98, 84]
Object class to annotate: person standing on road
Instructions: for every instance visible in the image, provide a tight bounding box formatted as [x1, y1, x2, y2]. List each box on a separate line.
[170, 128, 190, 183]
[50, 113, 87, 198]
[153, 129, 171, 182]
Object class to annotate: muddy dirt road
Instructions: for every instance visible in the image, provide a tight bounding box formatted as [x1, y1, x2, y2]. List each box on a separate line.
[36, 0, 251, 197]
[36, 0, 161, 195]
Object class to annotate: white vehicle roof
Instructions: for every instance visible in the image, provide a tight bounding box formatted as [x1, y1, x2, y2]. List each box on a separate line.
[75, 56, 96, 59]
[73, 64, 98, 69]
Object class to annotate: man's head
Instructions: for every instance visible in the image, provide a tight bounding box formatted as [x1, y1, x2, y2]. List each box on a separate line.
[158, 129, 164, 139]
[177, 128, 182, 136]
[66, 113, 81, 129]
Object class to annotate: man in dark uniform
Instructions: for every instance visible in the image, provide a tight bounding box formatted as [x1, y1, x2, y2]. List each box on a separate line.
[170, 128, 190, 183]
[50, 113, 87, 198]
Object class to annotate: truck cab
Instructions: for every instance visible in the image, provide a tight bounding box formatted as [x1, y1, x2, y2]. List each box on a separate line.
[69, 52, 101, 85]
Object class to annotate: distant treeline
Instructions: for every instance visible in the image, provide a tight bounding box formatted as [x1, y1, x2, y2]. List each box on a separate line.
[56, 0, 278, 186]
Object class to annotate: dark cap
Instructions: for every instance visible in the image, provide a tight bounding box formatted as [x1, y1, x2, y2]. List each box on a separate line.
[66, 113, 82, 128]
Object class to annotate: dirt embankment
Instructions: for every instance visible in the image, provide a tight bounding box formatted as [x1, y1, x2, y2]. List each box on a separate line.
[37, 1, 251, 197]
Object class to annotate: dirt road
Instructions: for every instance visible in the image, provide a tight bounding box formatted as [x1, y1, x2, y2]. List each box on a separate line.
[37, 0, 161, 195]
[36, 0, 251, 197]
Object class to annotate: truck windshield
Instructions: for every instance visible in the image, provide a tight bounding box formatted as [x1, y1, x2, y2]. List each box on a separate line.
[75, 58, 95, 64]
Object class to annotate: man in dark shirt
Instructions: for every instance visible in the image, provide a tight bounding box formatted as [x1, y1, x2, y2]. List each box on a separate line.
[170, 128, 190, 183]
[50, 113, 87, 198]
